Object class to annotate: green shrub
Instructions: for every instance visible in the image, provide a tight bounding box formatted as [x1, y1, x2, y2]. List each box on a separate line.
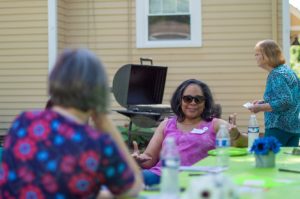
[290, 46, 300, 78]
[117, 124, 154, 150]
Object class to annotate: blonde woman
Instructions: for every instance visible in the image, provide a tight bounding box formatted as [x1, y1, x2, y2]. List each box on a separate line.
[249, 40, 300, 146]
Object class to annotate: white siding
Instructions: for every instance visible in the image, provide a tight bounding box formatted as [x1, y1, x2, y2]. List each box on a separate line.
[58, 0, 282, 133]
[0, 0, 285, 136]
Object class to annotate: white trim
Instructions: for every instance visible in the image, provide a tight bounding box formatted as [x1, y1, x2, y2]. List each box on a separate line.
[136, 0, 146, 48]
[48, 0, 57, 72]
[136, 0, 202, 48]
[290, 4, 300, 18]
[282, 0, 290, 64]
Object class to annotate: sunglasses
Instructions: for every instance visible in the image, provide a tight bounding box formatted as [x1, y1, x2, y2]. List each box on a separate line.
[182, 95, 205, 104]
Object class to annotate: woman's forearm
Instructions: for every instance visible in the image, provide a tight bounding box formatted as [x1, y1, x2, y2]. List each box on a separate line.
[139, 153, 159, 169]
[262, 103, 272, 112]
[232, 132, 248, 147]
[93, 114, 143, 197]
[252, 103, 272, 113]
[229, 126, 248, 148]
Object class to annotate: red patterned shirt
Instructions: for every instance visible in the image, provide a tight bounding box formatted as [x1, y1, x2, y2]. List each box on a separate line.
[0, 110, 134, 199]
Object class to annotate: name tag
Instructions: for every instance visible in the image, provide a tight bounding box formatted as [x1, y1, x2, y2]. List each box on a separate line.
[191, 127, 208, 134]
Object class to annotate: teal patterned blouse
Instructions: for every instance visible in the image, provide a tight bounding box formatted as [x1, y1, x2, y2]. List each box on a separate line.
[264, 64, 300, 134]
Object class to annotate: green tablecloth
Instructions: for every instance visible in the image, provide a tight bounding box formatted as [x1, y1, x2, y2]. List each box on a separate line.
[2, 146, 298, 198]
[141, 147, 300, 199]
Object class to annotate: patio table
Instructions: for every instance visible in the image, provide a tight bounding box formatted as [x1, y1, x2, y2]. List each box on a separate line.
[140, 147, 300, 199]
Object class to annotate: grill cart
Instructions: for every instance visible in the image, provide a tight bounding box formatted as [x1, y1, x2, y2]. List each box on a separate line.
[112, 58, 173, 146]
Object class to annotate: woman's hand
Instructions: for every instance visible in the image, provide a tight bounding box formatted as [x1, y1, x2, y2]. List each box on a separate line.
[228, 113, 240, 140]
[248, 100, 265, 113]
[228, 113, 248, 147]
[252, 100, 264, 105]
[248, 105, 260, 113]
[132, 141, 152, 165]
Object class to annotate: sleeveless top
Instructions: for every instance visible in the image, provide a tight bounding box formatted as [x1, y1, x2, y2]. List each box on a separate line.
[149, 117, 217, 176]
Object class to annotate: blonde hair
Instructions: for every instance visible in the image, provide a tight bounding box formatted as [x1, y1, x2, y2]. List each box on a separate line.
[255, 40, 285, 68]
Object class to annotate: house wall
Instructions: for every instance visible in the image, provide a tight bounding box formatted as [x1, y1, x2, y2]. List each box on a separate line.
[0, 0, 49, 135]
[58, 0, 67, 51]
[291, 5, 300, 38]
[0, 0, 285, 135]
[58, 0, 281, 133]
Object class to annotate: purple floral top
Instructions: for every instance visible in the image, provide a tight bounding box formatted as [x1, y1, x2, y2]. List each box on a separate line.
[0, 110, 134, 199]
[149, 117, 217, 176]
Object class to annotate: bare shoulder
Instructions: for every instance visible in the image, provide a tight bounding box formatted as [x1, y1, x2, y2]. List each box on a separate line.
[156, 117, 170, 131]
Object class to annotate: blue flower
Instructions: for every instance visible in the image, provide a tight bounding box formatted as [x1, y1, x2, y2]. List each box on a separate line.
[250, 136, 281, 155]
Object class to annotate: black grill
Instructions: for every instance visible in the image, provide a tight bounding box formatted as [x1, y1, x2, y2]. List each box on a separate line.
[112, 58, 173, 146]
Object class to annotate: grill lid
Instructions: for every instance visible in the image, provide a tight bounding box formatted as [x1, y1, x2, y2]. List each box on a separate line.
[112, 62, 168, 108]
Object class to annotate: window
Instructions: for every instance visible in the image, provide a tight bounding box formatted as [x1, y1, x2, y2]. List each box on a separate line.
[136, 0, 202, 48]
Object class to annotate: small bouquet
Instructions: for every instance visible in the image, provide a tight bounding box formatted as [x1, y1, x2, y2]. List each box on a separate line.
[250, 136, 281, 155]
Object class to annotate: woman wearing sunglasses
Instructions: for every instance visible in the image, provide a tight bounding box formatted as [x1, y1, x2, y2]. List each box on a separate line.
[132, 79, 248, 185]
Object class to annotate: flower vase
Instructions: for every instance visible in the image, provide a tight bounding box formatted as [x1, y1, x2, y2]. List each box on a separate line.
[255, 152, 275, 168]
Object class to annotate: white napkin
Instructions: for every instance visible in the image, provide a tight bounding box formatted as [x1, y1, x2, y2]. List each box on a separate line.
[243, 102, 253, 109]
